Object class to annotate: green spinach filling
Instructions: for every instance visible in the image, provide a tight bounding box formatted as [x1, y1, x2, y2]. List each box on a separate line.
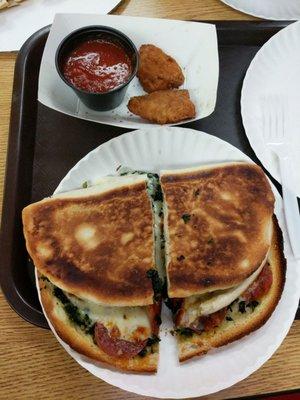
[175, 327, 194, 338]
[53, 287, 95, 335]
[138, 335, 161, 357]
[147, 269, 164, 302]
[51, 283, 160, 352]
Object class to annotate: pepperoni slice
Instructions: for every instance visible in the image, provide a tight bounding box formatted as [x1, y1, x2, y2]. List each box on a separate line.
[189, 307, 227, 333]
[242, 264, 273, 301]
[94, 323, 147, 358]
[200, 307, 227, 332]
[147, 300, 162, 335]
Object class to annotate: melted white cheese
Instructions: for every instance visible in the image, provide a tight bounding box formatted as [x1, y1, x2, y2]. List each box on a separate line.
[182, 255, 268, 325]
[66, 293, 151, 341]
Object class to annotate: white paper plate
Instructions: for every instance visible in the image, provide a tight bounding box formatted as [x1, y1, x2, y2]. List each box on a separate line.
[0, 0, 121, 51]
[36, 127, 300, 398]
[38, 14, 219, 129]
[220, 0, 300, 20]
[241, 21, 300, 197]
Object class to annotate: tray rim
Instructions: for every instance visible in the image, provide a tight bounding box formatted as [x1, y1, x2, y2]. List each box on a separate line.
[0, 25, 51, 328]
[0, 20, 293, 329]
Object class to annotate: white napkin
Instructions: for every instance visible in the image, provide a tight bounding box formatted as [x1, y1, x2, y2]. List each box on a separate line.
[0, 0, 121, 51]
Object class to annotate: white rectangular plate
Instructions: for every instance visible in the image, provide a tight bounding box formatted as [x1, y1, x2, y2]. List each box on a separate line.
[38, 14, 219, 129]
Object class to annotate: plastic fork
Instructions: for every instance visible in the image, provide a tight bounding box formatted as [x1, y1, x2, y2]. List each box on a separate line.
[262, 96, 300, 259]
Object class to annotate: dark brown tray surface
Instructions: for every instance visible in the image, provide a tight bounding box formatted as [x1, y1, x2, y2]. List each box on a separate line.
[1, 21, 298, 329]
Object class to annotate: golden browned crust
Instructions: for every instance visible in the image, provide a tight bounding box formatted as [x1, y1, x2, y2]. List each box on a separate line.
[127, 90, 196, 124]
[23, 181, 155, 306]
[178, 215, 286, 361]
[137, 44, 184, 93]
[161, 163, 275, 297]
[39, 277, 158, 372]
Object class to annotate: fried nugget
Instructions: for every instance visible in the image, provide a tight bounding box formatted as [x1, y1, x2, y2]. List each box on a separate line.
[127, 89, 196, 124]
[137, 44, 184, 93]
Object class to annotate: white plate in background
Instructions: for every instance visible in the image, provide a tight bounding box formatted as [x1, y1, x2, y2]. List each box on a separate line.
[0, 0, 121, 51]
[38, 14, 219, 129]
[221, 0, 300, 20]
[36, 127, 299, 399]
[241, 21, 300, 197]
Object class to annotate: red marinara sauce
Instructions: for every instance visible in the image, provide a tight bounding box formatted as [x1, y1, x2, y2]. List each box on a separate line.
[62, 39, 132, 93]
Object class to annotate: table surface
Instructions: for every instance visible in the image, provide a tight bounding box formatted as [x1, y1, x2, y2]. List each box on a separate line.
[0, 1, 299, 399]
